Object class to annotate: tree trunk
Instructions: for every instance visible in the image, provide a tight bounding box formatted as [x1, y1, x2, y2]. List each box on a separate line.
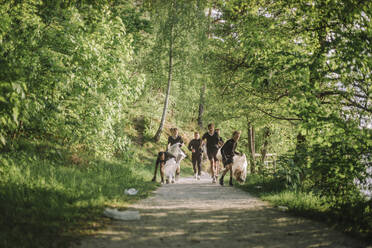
[154, 8, 174, 142]
[197, 83, 205, 128]
[294, 132, 306, 166]
[247, 119, 256, 174]
[197, 7, 212, 129]
[260, 127, 271, 163]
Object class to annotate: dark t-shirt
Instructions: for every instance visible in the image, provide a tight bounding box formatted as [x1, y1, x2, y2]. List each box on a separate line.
[168, 135, 183, 147]
[188, 138, 203, 155]
[221, 138, 238, 158]
[202, 132, 220, 150]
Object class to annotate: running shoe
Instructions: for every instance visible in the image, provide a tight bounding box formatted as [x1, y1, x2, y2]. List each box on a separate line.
[219, 177, 224, 186]
[212, 176, 216, 183]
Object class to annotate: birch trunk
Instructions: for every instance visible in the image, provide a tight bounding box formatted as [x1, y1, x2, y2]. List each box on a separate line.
[154, 4, 175, 142]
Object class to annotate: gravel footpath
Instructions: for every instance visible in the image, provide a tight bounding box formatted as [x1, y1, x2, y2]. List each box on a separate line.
[73, 173, 369, 248]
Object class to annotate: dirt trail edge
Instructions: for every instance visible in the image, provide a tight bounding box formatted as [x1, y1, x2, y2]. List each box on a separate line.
[73, 174, 368, 248]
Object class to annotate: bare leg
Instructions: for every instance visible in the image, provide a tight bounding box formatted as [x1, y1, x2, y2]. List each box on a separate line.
[219, 163, 232, 186]
[229, 165, 233, 186]
[213, 159, 218, 179]
[210, 159, 217, 182]
[152, 152, 165, 182]
[215, 160, 219, 176]
[209, 159, 214, 177]
[160, 162, 165, 183]
[175, 165, 180, 181]
[152, 161, 158, 182]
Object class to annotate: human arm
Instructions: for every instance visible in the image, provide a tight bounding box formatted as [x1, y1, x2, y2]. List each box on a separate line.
[179, 136, 184, 147]
[233, 142, 242, 155]
[188, 140, 193, 152]
[167, 136, 172, 150]
[201, 133, 207, 146]
[218, 137, 224, 148]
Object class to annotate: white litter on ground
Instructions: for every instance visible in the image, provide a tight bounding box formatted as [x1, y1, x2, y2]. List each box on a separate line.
[277, 206, 288, 211]
[103, 208, 140, 220]
[124, 188, 138, 195]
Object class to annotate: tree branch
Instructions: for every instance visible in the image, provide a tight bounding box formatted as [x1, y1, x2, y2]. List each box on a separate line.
[255, 106, 302, 121]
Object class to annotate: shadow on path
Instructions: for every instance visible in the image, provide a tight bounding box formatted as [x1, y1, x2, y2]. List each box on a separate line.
[73, 177, 368, 248]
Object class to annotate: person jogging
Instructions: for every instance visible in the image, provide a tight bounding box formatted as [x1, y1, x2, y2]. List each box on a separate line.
[188, 131, 203, 180]
[202, 123, 220, 183]
[219, 131, 241, 186]
[167, 128, 183, 150]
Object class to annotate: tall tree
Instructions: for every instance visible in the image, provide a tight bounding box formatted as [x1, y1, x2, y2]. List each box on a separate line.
[197, 6, 212, 129]
[154, 0, 176, 142]
[144, 0, 209, 141]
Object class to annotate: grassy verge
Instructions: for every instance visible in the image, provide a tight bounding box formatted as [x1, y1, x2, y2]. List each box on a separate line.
[0, 110, 196, 248]
[237, 174, 372, 243]
[0, 138, 158, 248]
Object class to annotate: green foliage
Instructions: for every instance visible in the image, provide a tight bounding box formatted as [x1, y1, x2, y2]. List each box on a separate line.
[275, 156, 303, 191]
[206, 0, 372, 212]
[0, 138, 157, 248]
[1, 0, 371, 244]
[0, 1, 146, 156]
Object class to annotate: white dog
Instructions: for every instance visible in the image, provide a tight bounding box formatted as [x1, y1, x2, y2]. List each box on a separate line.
[231, 154, 248, 183]
[164, 143, 186, 183]
[218, 150, 248, 183]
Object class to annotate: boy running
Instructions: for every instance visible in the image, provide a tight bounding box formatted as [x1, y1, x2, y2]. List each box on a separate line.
[167, 128, 184, 150]
[188, 131, 203, 180]
[219, 131, 241, 186]
[202, 123, 220, 183]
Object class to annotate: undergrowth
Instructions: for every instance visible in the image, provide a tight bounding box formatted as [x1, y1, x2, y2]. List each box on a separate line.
[0, 137, 157, 248]
[237, 174, 372, 244]
[0, 106, 196, 247]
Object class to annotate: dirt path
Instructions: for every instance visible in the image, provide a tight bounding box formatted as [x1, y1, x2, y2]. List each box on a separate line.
[73, 173, 368, 248]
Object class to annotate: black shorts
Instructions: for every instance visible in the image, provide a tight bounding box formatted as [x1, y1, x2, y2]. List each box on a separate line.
[222, 157, 234, 167]
[207, 147, 218, 161]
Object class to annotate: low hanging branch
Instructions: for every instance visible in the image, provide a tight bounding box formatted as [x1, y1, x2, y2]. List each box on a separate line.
[255, 106, 303, 122]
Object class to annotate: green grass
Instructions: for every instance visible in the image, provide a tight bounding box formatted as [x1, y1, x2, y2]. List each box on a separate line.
[0, 107, 198, 248]
[237, 174, 372, 243]
[0, 138, 158, 248]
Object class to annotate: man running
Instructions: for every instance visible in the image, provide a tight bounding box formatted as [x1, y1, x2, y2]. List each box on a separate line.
[219, 131, 241, 186]
[188, 131, 203, 180]
[202, 123, 220, 183]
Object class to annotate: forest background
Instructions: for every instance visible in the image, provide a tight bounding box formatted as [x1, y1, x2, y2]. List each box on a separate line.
[0, 0, 371, 247]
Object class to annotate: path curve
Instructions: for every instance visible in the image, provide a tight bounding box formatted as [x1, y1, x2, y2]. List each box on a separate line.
[74, 173, 368, 248]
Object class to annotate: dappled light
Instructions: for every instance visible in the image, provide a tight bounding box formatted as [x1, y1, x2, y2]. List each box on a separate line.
[1, 0, 371, 247]
[74, 177, 365, 248]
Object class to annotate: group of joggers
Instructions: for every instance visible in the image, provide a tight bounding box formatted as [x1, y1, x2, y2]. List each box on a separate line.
[152, 123, 241, 186]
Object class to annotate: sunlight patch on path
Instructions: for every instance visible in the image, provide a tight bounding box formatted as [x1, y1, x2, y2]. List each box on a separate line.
[74, 176, 367, 248]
